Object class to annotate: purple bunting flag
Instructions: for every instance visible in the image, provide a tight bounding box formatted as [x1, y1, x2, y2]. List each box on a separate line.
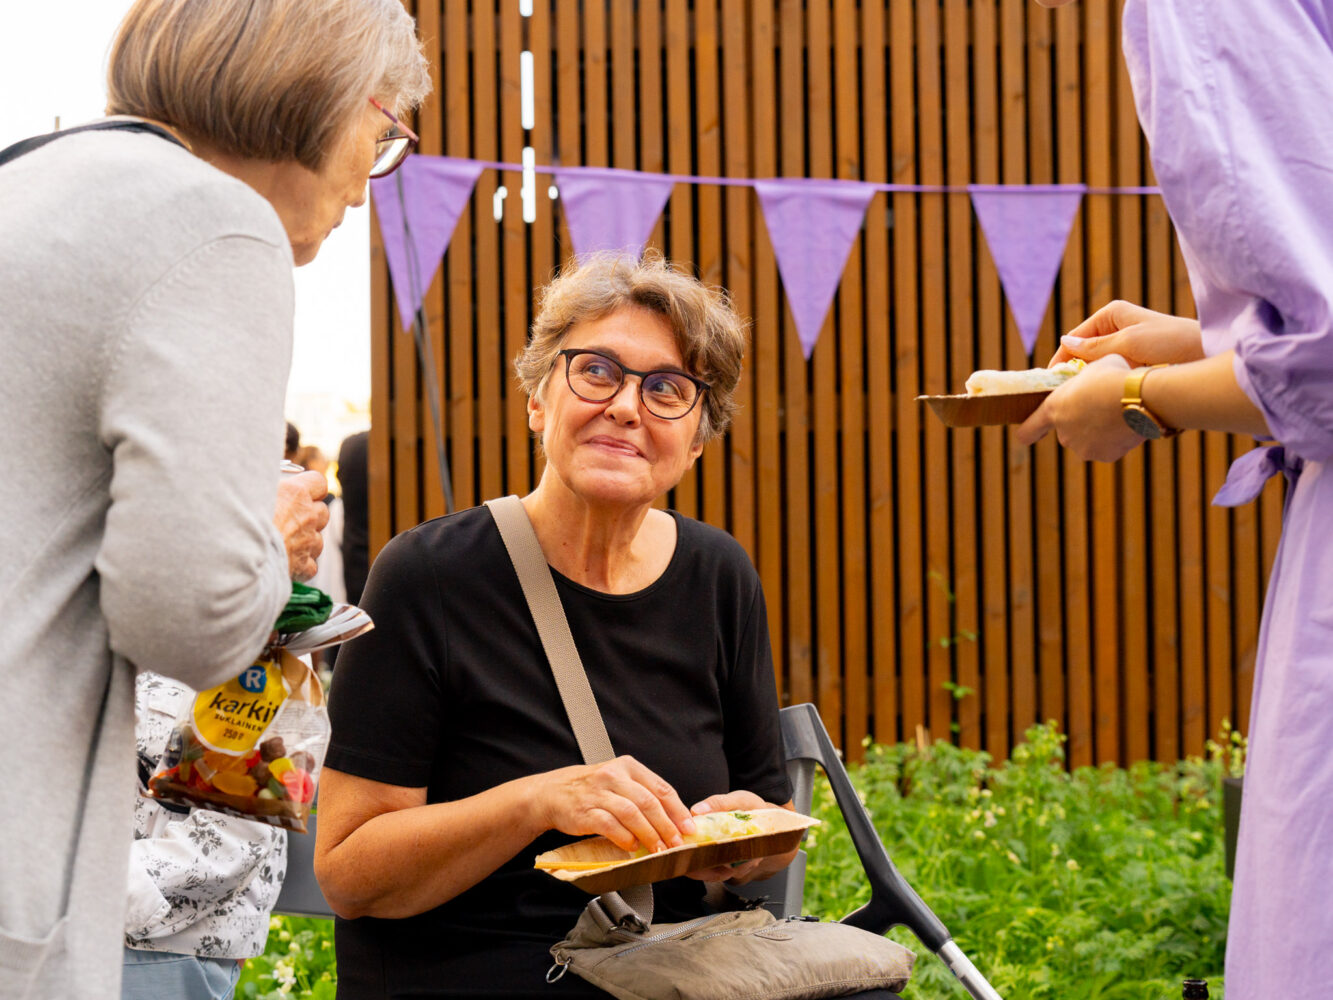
[755, 179, 875, 358]
[969, 185, 1085, 354]
[371, 156, 484, 331]
[554, 167, 676, 260]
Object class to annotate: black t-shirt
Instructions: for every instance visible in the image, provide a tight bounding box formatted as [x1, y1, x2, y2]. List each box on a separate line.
[325, 505, 791, 998]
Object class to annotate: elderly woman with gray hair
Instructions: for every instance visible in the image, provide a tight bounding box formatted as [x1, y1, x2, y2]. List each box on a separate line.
[0, 1, 428, 997]
[317, 253, 796, 997]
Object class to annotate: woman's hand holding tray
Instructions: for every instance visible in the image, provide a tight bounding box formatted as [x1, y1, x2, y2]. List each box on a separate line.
[534, 808, 819, 895]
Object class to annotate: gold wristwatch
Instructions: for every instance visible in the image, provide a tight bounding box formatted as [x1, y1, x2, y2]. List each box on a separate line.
[1121, 365, 1180, 440]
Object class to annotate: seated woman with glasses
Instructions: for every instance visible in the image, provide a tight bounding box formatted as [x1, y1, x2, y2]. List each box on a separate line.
[315, 252, 797, 998]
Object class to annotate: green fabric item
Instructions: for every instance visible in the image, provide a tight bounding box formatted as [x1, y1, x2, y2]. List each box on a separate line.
[275, 582, 333, 632]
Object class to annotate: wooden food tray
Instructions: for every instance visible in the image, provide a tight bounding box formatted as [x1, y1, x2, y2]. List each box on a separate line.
[534, 808, 819, 895]
[917, 390, 1052, 427]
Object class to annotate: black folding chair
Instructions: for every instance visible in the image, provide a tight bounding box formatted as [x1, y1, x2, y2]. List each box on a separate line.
[277, 703, 1003, 998]
[729, 703, 1003, 999]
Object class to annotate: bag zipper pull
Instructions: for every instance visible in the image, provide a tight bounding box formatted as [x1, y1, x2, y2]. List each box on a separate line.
[546, 956, 570, 983]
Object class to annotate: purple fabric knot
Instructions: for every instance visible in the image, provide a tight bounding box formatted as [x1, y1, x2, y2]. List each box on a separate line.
[1211, 445, 1304, 507]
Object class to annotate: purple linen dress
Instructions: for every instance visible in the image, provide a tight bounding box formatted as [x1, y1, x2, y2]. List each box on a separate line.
[1122, 1, 1333, 994]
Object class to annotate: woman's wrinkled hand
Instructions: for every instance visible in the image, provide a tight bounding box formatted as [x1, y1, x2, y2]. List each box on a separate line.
[1049, 300, 1203, 368]
[274, 469, 329, 580]
[533, 756, 696, 854]
[1016, 354, 1145, 462]
[682, 790, 781, 883]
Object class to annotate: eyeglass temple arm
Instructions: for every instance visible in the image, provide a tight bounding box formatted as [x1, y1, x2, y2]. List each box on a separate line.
[368, 97, 420, 144]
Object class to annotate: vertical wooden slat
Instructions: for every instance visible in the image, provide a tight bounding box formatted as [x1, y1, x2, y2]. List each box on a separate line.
[750, 0, 786, 706]
[832, 0, 868, 757]
[778, 0, 814, 711]
[1145, 177, 1181, 762]
[1021, 0, 1056, 742]
[721, 1, 756, 560]
[945, 5, 981, 747]
[1084, 0, 1122, 765]
[391, 284, 421, 532]
[663, 0, 698, 520]
[973, 0, 1010, 759]
[554, 1, 580, 171]
[581, 2, 607, 168]
[1055, 3, 1093, 767]
[388, 3, 427, 533]
[500, 1, 529, 499]
[916, 0, 952, 743]
[528, 4, 556, 494]
[1178, 435, 1208, 756]
[637, 1, 665, 246]
[1028, 2, 1065, 740]
[471, 2, 502, 509]
[862, 0, 897, 745]
[889, 0, 925, 745]
[1001, 0, 1034, 755]
[413, 0, 447, 522]
[805, 0, 843, 743]
[1204, 432, 1234, 742]
[554, 0, 581, 275]
[1113, 14, 1150, 763]
[695, 2, 727, 531]
[1231, 446, 1260, 734]
[442, 0, 473, 515]
[1173, 231, 1208, 757]
[522, 1, 556, 492]
[609, 2, 634, 170]
[368, 198, 393, 558]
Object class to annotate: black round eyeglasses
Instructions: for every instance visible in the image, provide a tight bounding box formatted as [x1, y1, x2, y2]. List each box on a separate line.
[557, 349, 710, 420]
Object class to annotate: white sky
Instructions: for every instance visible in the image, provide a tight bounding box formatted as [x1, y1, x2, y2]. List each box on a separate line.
[1, 0, 372, 456]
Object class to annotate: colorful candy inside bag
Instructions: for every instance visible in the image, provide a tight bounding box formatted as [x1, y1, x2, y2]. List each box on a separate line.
[147, 648, 330, 833]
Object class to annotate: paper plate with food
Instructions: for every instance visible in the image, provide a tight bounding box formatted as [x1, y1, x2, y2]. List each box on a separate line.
[917, 359, 1085, 426]
[534, 808, 819, 895]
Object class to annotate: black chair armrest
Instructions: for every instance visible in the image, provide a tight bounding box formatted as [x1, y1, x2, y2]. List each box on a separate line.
[780, 704, 950, 950]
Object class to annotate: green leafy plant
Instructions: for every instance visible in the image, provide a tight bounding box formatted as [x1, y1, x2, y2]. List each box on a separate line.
[1206, 719, 1247, 781]
[803, 722, 1231, 998]
[240, 722, 1234, 999]
[237, 916, 337, 999]
[927, 571, 979, 650]
[940, 680, 976, 701]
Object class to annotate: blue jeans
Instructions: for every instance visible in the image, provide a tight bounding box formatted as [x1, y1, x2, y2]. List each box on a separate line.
[122, 947, 241, 1000]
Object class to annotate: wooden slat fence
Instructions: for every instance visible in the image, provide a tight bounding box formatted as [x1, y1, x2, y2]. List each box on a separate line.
[368, 0, 1282, 766]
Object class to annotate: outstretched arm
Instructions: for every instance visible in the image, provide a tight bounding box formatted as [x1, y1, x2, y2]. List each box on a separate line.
[315, 755, 697, 920]
[1016, 350, 1270, 462]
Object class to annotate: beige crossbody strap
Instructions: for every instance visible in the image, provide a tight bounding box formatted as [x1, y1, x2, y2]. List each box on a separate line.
[484, 495, 654, 926]
[485, 495, 616, 764]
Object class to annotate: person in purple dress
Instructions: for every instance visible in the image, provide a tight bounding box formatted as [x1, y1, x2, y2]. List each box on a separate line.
[1022, 1, 1333, 995]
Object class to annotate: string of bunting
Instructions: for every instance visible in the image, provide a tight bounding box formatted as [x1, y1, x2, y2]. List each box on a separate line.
[371, 155, 1162, 358]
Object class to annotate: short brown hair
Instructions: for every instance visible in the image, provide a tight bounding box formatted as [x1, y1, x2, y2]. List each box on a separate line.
[515, 252, 749, 444]
[106, 0, 431, 172]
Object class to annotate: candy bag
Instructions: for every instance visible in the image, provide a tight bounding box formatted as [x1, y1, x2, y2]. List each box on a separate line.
[146, 648, 330, 833]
